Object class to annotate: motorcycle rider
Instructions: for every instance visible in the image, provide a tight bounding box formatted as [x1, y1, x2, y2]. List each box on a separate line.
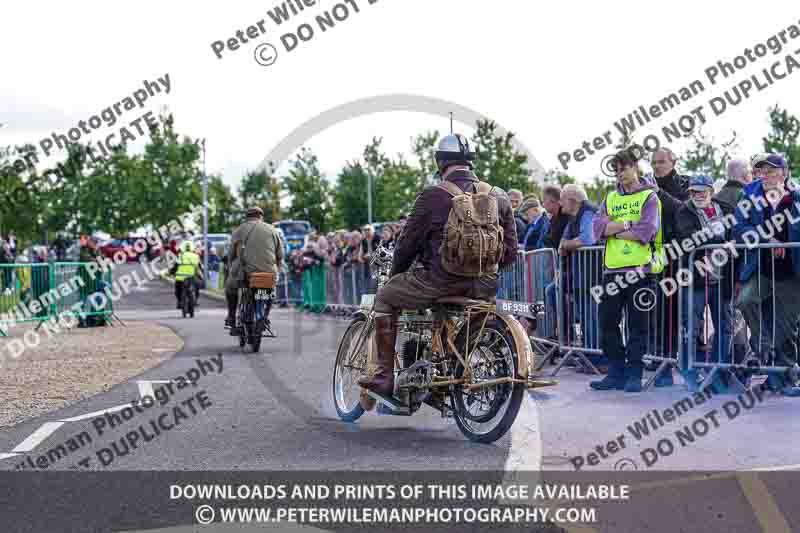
[173, 240, 202, 309]
[357, 133, 518, 397]
[224, 206, 284, 328]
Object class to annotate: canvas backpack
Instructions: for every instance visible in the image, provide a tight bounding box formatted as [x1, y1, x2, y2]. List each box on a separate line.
[437, 180, 505, 277]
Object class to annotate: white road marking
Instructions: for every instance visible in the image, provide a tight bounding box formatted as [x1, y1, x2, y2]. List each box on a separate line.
[137, 380, 172, 399]
[505, 394, 542, 471]
[11, 422, 66, 453]
[750, 463, 800, 471]
[0, 379, 175, 462]
[498, 394, 542, 506]
[59, 403, 131, 423]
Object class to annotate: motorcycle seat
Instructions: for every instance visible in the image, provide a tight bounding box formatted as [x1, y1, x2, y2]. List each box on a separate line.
[432, 296, 493, 308]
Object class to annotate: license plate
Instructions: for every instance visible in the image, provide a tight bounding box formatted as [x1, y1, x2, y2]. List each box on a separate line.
[495, 299, 538, 318]
[360, 294, 375, 308]
[255, 289, 272, 301]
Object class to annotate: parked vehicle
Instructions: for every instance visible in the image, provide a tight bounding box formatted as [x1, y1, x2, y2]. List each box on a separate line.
[99, 239, 140, 262]
[274, 220, 311, 253]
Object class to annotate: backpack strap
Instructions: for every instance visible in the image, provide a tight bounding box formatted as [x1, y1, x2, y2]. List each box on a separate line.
[475, 181, 493, 194]
[437, 180, 464, 197]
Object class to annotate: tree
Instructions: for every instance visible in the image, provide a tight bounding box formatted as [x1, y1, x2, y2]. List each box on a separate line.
[140, 113, 203, 230]
[207, 175, 240, 232]
[470, 120, 534, 193]
[332, 161, 370, 230]
[584, 175, 616, 205]
[239, 164, 281, 223]
[0, 144, 43, 243]
[411, 131, 439, 189]
[763, 105, 800, 176]
[281, 147, 332, 232]
[363, 137, 419, 222]
[682, 128, 739, 180]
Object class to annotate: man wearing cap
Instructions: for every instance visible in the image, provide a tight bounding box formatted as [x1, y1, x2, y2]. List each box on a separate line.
[734, 154, 800, 395]
[519, 196, 549, 251]
[675, 175, 735, 389]
[224, 206, 284, 328]
[751, 153, 771, 181]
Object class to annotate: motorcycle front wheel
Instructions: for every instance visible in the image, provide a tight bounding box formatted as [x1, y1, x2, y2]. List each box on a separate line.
[451, 316, 524, 444]
[332, 315, 370, 422]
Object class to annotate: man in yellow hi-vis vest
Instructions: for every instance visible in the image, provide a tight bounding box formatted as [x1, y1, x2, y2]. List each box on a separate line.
[173, 240, 203, 309]
[590, 149, 663, 393]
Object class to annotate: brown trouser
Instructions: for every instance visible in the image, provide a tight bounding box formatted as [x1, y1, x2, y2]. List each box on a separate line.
[373, 268, 497, 314]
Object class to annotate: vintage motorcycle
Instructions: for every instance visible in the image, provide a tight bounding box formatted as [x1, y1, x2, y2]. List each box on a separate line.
[332, 245, 555, 443]
[230, 272, 277, 352]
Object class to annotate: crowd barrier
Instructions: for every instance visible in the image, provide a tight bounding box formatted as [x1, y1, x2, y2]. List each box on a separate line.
[0, 262, 114, 336]
[684, 242, 800, 394]
[277, 243, 800, 394]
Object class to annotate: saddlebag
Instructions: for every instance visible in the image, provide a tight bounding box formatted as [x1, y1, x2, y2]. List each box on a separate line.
[248, 272, 277, 289]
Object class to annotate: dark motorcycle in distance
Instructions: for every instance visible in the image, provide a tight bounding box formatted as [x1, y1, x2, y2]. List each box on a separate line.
[229, 272, 277, 352]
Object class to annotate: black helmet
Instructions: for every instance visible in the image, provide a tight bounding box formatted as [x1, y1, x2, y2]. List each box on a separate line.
[434, 133, 475, 171]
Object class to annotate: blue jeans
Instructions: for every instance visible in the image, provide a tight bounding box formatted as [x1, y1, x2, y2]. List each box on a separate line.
[545, 281, 559, 339]
[682, 284, 733, 366]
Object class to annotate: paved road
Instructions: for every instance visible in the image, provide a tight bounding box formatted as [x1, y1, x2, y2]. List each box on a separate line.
[0, 263, 540, 472]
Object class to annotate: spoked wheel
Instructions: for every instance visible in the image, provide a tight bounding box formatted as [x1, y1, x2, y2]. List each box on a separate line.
[332, 315, 370, 422]
[452, 316, 524, 444]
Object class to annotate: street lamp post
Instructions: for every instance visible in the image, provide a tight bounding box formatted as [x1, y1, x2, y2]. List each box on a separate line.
[367, 173, 373, 226]
[201, 139, 209, 289]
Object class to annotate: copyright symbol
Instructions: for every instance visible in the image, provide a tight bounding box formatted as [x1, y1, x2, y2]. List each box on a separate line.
[196, 505, 215, 525]
[633, 287, 657, 312]
[601, 154, 618, 178]
[614, 458, 638, 470]
[254, 42, 278, 67]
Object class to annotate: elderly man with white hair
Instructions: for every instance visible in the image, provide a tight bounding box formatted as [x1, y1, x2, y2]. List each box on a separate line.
[715, 158, 753, 208]
[558, 183, 604, 369]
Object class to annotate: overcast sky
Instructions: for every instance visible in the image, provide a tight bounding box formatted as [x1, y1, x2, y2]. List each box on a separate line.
[2, 0, 799, 194]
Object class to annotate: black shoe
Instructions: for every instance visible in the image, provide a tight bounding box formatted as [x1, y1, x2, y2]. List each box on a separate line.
[624, 377, 643, 393]
[176, 303, 181, 309]
[590, 375, 625, 391]
[225, 318, 235, 328]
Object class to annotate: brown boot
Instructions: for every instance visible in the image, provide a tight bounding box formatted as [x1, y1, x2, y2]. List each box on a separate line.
[358, 314, 397, 396]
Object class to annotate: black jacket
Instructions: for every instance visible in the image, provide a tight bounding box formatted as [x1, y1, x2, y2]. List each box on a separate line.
[714, 180, 745, 209]
[543, 207, 569, 249]
[391, 169, 517, 278]
[515, 215, 528, 244]
[656, 169, 689, 202]
[674, 199, 735, 294]
[655, 188, 684, 244]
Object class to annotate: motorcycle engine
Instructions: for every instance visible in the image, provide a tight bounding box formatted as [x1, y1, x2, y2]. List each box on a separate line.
[396, 359, 433, 390]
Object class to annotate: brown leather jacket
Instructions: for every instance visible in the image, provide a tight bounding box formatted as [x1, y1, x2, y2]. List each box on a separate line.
[391, 168, 517, 278]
